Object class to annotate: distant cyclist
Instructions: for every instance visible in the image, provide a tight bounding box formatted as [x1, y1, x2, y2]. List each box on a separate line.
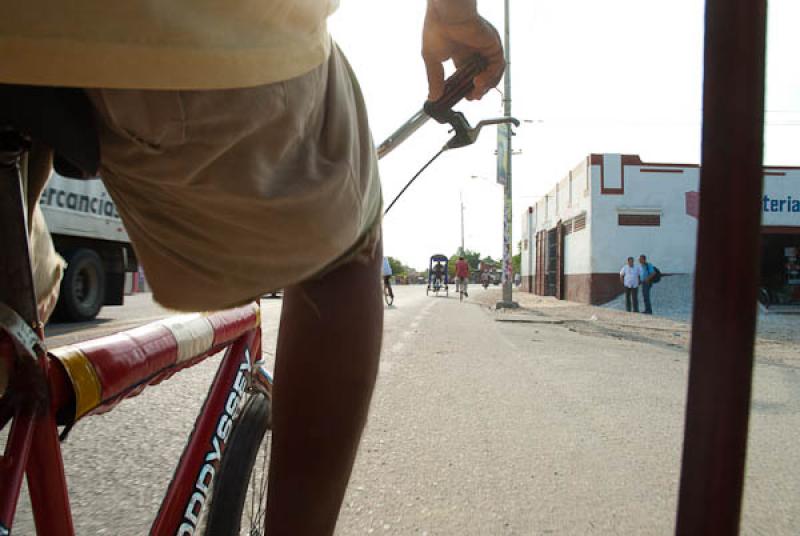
[455, 256, 470, 297]
[432, 261, 445, 288]
[382, 257, 394, 301]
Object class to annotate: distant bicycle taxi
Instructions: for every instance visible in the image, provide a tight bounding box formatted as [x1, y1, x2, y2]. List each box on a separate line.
[426, 254, 449, 297]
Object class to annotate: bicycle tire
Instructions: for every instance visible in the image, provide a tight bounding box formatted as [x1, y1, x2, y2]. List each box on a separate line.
[203, 392, 271, 536]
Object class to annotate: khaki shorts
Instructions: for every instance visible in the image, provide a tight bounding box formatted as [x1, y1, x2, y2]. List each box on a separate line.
[80, 42, 381, 311]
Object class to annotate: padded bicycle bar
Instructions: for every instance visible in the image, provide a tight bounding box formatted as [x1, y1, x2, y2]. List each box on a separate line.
[48, 303, 260, 426]
[675, 1, 767, 533]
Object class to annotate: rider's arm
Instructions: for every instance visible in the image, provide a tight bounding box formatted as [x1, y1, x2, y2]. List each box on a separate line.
[423, 0, 505, 101]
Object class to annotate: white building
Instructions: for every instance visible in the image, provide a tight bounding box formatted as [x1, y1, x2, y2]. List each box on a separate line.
[520, 153, 800, 305]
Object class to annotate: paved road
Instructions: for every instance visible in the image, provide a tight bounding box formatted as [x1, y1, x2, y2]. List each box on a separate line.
[8, 287, 800, 534]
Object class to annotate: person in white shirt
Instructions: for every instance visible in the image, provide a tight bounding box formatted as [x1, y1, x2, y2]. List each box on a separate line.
[619, 256, 641, 312]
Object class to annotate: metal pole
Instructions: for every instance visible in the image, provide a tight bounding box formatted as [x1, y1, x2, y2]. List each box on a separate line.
[497, 0, 518, 309]
[0, 140, 39, 327]
[527, 206, 533, 292]
[675, 0, 767, 533]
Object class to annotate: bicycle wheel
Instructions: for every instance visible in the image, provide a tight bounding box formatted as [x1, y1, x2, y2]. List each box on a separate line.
[203, 391, 271, 536]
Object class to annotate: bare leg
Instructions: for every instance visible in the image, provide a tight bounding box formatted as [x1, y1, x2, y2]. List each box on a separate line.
[266, 242, 383, 535]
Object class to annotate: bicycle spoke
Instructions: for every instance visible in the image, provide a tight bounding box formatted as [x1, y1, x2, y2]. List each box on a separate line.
[243, 431, 269, 535]
[257, 448, 267, 519]
[258, 441, 269, 531]
[249, 467, 256, 530]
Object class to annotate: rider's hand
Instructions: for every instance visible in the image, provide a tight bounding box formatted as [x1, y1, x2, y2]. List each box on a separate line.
[422, 0, 505, 101]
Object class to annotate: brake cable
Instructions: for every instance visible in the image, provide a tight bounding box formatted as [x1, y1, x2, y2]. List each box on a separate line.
[381, 112, 519, 216]
[376, 54, 519, 216]
[383, 147, 447, 216]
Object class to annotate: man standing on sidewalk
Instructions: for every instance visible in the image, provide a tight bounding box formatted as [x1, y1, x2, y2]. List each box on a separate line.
[620, 257, 641, 312]
[638, 254, 656, 314]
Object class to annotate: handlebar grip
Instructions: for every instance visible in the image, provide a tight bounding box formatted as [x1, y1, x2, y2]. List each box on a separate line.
[423, 54, 488, 123]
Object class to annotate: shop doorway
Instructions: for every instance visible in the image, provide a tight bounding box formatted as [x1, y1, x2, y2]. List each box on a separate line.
[534, 225, 565, 299]
[760, 228, 800, 306]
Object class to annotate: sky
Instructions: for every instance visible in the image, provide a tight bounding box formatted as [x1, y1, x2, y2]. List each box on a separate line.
[329, 0, 800, 271]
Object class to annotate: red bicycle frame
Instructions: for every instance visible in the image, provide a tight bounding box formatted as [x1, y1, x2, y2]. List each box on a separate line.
[0, 303, 270, 536]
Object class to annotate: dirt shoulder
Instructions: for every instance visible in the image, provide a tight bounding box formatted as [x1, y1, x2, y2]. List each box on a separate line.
[474, 289, 800, 368]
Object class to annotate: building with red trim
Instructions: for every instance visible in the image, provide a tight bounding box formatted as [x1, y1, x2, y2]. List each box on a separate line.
[520, 153, 800, 306]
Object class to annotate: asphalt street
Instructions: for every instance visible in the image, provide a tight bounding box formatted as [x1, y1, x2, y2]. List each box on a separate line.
[6, 286, 800, 534]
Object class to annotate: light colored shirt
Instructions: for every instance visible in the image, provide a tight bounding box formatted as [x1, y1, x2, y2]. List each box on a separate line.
[382, 258, 392, 277]
[0, 0, 339, 89]
[620, 264, 641, 288]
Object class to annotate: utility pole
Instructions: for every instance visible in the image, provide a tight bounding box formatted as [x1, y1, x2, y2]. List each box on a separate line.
[496, 0, 518, 309]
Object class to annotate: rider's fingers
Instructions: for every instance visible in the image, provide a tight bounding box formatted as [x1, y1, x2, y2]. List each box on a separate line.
[423, 53, 446, 101]
[468, 17, 505, 100]
[471, 49, 505, 100]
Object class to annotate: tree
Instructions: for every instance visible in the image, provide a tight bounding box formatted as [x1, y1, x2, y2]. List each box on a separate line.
[480, 255, 499, 271]
[512, 252, 521, 275]
[463, 249, 482, 268]
[512, 241, 522, 275]
[387, 256, 405, 276]
[386, 257, 418, 283]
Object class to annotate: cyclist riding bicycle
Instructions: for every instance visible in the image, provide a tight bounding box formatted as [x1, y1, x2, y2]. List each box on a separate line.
[1, 1, 504, 533]
[382, 257, 394, 300]
[432, 261, 445, 288]
[455, 256, 470, 297]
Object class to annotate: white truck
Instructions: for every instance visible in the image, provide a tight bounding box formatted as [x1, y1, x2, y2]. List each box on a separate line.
[39, 172, 138, 321]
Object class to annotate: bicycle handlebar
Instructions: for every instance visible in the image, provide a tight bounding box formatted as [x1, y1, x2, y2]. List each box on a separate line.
[423, 54, 488, 123]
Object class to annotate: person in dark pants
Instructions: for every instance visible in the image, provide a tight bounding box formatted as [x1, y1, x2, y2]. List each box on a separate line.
[638, 254, 656, 314]
[619, 256, 641, 312]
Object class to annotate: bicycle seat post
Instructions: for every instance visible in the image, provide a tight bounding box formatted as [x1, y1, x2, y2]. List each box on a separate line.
[0, 130, 41, 330]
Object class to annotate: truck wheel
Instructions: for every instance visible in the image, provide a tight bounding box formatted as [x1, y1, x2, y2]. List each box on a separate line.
[56, 249, 106, 322]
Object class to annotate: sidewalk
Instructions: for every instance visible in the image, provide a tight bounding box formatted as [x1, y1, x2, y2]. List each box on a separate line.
[473, 288, 800, 367]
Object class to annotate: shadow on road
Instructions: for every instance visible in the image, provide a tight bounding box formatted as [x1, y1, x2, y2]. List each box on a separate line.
[45, 318, 113, 338]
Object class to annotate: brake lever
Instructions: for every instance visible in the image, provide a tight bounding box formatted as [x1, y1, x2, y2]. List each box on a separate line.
[443, 115, 521, 150]
[378, 55, 487, 159]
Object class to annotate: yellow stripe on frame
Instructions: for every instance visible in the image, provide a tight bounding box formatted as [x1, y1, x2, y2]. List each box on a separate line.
[51, 346, 102, 421]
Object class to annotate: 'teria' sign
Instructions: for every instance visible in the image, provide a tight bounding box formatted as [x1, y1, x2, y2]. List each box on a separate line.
[763, 195, 800, 213]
